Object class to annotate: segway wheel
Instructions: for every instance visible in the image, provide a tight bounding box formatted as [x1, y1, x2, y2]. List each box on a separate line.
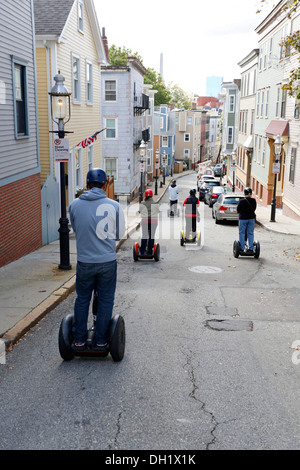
[133, 243, 139, 262]
[109, 315, 125, 362]
[180, 231, 185, 246]
[154, 243, 160, 262]
[233, 240, 241, 259]
[197, 232, 201, 246]
[254, 241, 260, 259]
[58, 314, 75, 361]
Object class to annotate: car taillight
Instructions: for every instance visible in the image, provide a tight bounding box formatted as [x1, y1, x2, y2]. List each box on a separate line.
[212, 193, 218, 198]
[219, 205, 228, 211]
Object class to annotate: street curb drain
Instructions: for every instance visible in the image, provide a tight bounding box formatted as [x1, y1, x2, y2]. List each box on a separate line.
[205, 319, 253, 332]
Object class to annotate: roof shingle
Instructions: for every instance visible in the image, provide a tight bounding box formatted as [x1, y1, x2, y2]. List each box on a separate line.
[33, 0, 75, 36]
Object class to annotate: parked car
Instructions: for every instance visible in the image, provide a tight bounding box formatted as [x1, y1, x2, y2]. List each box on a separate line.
[213, 164, 222, 177]
[212, 193, 244, 224]
[204, 186, 227, 207]
[197, 174, 216, 190]
[199, 180, 221, 201]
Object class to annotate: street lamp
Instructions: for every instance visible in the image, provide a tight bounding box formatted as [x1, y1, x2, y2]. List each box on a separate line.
[231, 151, 237, 192]
[162, 150, 167, 185]
[139, 140, 146, 202]
[155, 149, 159, 195]
[49, 71, 72, 270]
[270, 135, 283, 222]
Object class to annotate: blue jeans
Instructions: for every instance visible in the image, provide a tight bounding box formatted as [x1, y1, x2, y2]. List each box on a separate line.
[239, 218, 255, 251]
[73, 260, 117, 344]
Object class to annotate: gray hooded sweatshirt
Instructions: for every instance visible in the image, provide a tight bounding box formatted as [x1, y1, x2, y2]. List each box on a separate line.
[69, 188, 125, 263]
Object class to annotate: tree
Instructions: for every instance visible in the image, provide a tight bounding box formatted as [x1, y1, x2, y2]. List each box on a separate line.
[168, 83, 193, 110]
[109, 45, 143, 66]
[144, 68, 171, 106]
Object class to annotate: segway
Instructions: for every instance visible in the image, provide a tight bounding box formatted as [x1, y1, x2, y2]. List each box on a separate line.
[180, 230, 201, 247]
[58, 289, 125, 362]
[133, 241, 160, 261]
[233, 229, 260, 259]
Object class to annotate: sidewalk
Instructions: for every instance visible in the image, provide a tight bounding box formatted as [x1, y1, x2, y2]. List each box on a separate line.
[1, 172, 300, 350]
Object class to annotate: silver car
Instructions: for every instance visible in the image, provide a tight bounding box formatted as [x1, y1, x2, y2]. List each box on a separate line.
[212, 193, 244, 223]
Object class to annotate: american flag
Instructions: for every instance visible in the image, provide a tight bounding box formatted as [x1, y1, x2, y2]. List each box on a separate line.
[76, 129, 106, 149]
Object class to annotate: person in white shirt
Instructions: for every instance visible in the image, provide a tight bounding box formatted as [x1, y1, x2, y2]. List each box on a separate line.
[168, 179, 179, 216]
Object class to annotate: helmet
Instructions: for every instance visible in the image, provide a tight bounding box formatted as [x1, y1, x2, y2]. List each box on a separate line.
[244, 187, 252, 196]
[86, 168, 107, 185]
[171, 179, 176, 184]
[190, 188, 196, 196]
[145, 189, 153, 198]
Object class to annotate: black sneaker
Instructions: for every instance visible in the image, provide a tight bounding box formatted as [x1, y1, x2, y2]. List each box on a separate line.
[72, 342, 86, 351]
[94, 343, 109, 353]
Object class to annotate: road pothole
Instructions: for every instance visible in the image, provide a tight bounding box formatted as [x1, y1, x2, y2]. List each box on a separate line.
[205, 319, 253, 332]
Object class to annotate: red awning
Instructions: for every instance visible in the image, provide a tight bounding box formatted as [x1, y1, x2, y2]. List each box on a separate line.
[265, 120, 289, 137]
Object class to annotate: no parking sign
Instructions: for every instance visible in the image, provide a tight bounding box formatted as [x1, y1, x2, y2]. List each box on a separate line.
[54, 138, 69, 162]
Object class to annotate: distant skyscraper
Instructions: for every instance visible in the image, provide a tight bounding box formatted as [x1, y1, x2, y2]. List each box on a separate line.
[206, 76, 223, 97]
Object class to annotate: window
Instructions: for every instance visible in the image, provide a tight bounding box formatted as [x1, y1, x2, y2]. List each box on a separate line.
[264, 41, 268, 68]
[261, 90, 264, 117]
[229, 95, 235, 113]
[72, 55, 81, 103]
[227, 127, 233, 144]
[256, 91, 260, 117]
[78, 0, 84, 32]
[104, 117, 117, 139]
[269, 37, 273, 63]
[265, 89, 269, 118]
[86, 61, 93, 104]
[184, 149, 190, 158]
[75, 148, 83, 189]
[250, 110, 254, 134]
[262, 140, 266, 166]
[162, 135, 168, 147]
[253, 69, 256, 94]
[289, 148, 296, 183]
[160, 117, 164, 129]
[257, 137, 261, 163]
[87, 145, 94, 171]
[184, 133, 190, 142]
[12, 58, 29, 138]
[281, 89, 287, 118]
[105, 80, 116, 101]
[187, 116, 193, 126]
[147, 149, 152, 168]
[105, 157, 117, 180]
[275, 87, 280, 117]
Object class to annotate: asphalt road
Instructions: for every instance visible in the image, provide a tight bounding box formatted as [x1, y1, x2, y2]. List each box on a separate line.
[1, 173, 300, 451]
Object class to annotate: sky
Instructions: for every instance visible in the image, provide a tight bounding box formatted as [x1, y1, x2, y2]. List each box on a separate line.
[93, 0, 275, 96]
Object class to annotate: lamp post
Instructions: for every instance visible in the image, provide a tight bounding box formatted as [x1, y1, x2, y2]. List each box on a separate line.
[231, 151, 236, 192]
[162, 150, 167, 185]
[49, 72, 72, 270]
[270, 135, 283, 222]
[155, 149, 159, 195]
[139, 140, 146, 202]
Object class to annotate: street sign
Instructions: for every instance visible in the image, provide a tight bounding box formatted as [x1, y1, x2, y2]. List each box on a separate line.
[155, 162, 159, 170]
[54, 138, 69, 162]
[273, 162, 280, 174]
[140, 161, 145, 172]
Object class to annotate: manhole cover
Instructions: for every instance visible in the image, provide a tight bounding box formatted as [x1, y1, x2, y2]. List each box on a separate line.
[189, 266, 222, 274]
[205, 319, 253, 332]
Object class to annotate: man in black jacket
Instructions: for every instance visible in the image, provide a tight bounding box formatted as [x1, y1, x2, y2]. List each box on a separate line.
[183, 189, 200, 240]
[237, 187, 257, 254]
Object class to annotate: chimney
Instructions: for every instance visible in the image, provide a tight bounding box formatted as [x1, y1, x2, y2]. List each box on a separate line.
[102, 27, 110, 64]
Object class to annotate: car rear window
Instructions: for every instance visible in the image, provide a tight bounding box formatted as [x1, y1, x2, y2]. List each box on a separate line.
[223, 197, 242, 204]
